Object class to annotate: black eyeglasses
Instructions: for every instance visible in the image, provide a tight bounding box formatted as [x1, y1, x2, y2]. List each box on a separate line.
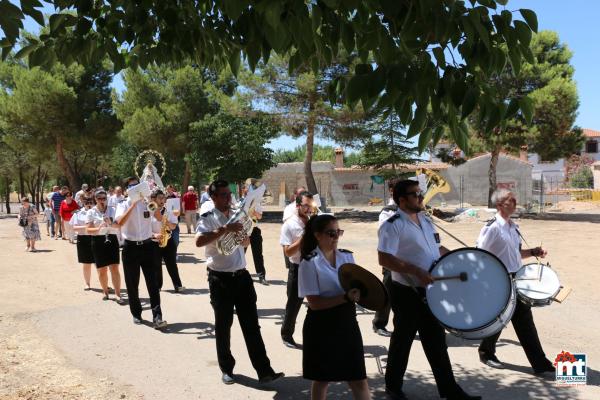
[96, 197, 107, 201]
[324, 229, 344, 238]
[404, 191, 424, 199]
[215, 192, 232, 198]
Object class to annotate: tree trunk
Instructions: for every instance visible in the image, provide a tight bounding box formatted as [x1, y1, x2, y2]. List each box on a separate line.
[488, 147, 500, 207]
[18, 167, 25, 199]
[4, 177, 10, 214]
[56, 136, 80, 190]
[182, 158, 191, 194]
[303, 101, 318, 195]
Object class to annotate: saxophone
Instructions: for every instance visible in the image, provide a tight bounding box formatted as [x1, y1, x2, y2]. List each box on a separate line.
[158, 214, 172, 248]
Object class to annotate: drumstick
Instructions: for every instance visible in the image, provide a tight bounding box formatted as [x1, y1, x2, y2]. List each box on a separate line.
[433, 272, 468, 282]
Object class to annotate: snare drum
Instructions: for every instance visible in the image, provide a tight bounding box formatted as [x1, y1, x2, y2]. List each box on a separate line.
[514, 263, 560, 307]
[426, 248, 516, 340]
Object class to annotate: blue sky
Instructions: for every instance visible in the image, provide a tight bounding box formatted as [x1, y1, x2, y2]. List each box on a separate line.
[11, 1, 600, 151]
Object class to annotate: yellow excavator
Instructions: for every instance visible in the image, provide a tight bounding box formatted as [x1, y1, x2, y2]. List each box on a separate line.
[416, 168, 451, 207]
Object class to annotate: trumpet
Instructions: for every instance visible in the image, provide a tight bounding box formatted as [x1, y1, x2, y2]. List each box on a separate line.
[147, 201, 158, 213]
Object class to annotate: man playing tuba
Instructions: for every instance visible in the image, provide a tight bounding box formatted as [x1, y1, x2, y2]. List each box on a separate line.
[195, 179, 284, 385]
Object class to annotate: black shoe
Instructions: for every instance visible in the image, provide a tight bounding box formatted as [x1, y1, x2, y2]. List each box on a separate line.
[385, 387, 408, 400]
[534, 361, 555, 374]
[221, 373, 235, 385]
[132, 316, 143, 325]
[282, 337, 299, 349]
[259, 372, 284, 384]
[374, 327, 392, 337]
[259, 277, 269, 286]
[479, 353, 505, 369]
[444, 388, 482, 400]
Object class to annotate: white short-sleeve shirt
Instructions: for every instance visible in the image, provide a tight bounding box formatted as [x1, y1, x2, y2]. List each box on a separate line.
[378, 204, 399, 228]
[280, 214, 306, 264]
[115, 199, 153, 241]
[86, 206, 118, 236]
[378, 209, 441, 286]
[70, 209, 90, 235]
[195, 208, 246, 272]
[476, 213, 522, 273]
[199, 199, 215, 215]
[282, 202, 297, 222]
[298, 247, 354, 298]
[151, 208, 179, 235]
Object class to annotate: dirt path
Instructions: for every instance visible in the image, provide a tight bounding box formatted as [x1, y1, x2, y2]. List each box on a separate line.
[1, 215, 599, 399]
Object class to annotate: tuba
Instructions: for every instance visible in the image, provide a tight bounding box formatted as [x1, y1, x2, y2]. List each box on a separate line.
[216, 184, 266, 255]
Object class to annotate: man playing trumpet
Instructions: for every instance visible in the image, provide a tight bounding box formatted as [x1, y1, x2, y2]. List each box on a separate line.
[115, 176, 167, 330]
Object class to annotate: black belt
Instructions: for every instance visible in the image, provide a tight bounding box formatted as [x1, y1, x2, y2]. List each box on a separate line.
[208, 268, 247, 278]
[124, 238, 153, 246]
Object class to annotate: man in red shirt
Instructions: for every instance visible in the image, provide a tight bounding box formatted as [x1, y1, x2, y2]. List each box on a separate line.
[182, 186, 199, 234]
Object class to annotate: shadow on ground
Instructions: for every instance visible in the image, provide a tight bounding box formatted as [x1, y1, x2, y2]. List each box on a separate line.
[520, 212, 600, 223]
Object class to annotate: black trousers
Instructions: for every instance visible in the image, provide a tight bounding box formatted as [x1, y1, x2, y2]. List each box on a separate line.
[373, 269, 393, 330]
[386, 283, 461, 397]
[207, 269, 275, 378]
[479, 300, 550, 370]
[244, 227, 266, 278]
[156, 237, 183, 290]
[281, 263, 304, 340]
[122, 240, 163, 321]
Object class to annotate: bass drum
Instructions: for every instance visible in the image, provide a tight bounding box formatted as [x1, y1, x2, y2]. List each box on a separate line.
[426, 248, 516, 340]
[514, 262, 560, 307]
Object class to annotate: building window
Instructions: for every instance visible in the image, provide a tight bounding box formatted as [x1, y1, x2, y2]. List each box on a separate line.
[586, 140, 598, 154]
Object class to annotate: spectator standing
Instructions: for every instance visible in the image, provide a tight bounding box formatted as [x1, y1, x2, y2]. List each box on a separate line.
[75, 183, 89, 207]
[59, 191, 80, 243]
[182, 185, 199, 234]
[51, 186, 68, 239]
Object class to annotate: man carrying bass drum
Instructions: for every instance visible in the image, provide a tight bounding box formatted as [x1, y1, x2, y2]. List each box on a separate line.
[476, 189, 555, 374]
[378, 179, 481, 400]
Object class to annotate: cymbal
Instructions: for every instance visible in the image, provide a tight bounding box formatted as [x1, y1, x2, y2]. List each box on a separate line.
[338, 263, 388, 311]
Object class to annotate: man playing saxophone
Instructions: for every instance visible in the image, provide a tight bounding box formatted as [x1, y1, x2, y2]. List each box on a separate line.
[150, 189, 185, 293]
[195, 179, 284, 385]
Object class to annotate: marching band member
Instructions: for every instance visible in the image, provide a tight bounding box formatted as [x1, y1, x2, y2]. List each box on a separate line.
[476, 189, 554, 374]
[282, 186, 306, 222]
[299, 214, 370, 400]
[195, 179, 283, 385]
[150, 189, 185, 293]
[241, 180, 268, 286]
[86, 189, 123, 304]
[71, 199, 95, 290]
[372, 179, 400, 337]
[115, 176, 167, 329]
[279, 191, 314, 349]
[378, 180, 480, 400]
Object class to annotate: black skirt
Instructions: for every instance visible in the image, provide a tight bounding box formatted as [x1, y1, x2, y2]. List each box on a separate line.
[76, 235, 94, 264]
[302, 301, 366, 382]
[91, 234, 120, 268]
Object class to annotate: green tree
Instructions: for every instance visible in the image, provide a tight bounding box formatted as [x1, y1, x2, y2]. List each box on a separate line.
[113, 65, 220, 190]
[273, 144, 359, 166]
[3, 1, 538, 153]
[0, 59, 119, 190]
[246, 54, 369, 195]
[464, 31, 582, 206]
[359, 111, 419, 179]
[189, 111, 279, 184]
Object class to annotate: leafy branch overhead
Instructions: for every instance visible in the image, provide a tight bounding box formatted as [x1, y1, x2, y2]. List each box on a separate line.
[1, 0, 538, 151]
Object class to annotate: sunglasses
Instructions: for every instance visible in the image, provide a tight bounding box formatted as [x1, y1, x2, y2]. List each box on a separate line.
[323, 229, 344, 238]
[404, 191, 424, 199]
[96, 197, 107, 200]
[215, 192, 232, 198]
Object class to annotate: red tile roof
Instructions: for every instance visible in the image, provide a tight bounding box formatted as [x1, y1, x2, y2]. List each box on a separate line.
[583, 128, 600, 138]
